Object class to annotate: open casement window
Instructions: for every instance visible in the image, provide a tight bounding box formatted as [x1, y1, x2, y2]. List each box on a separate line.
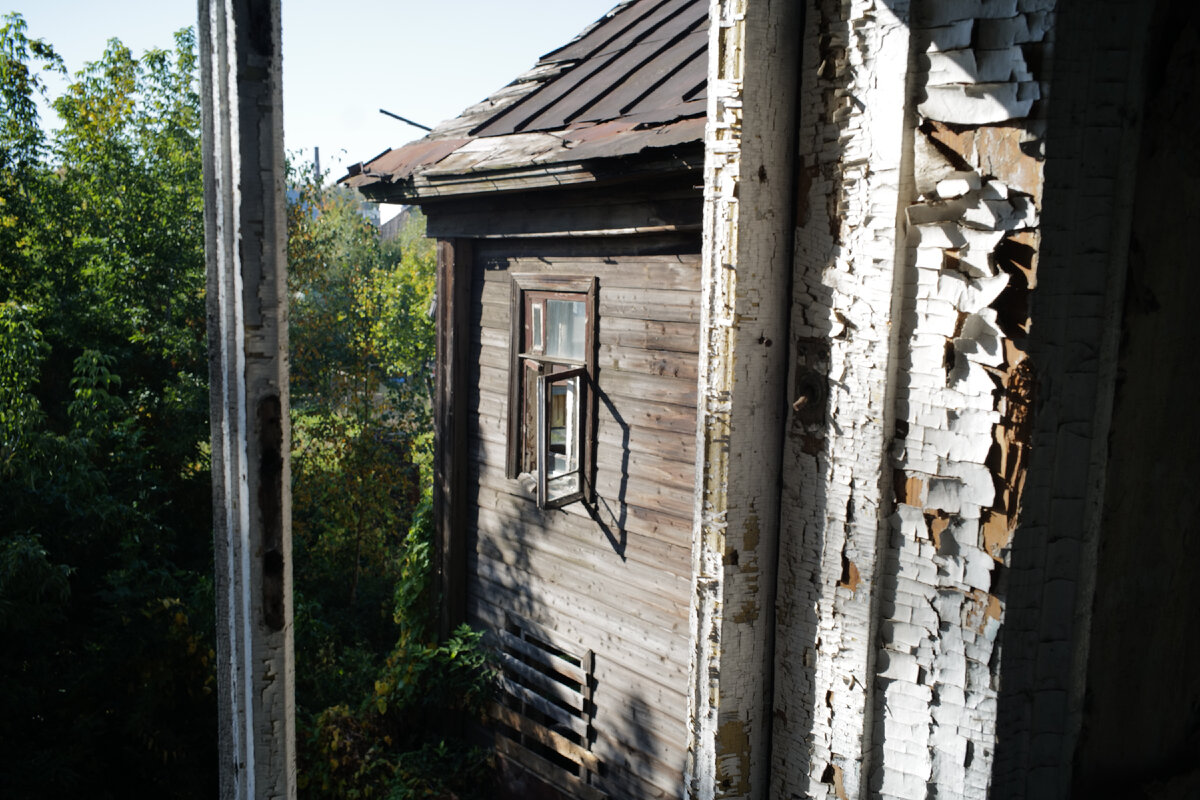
[507, 275, 597, 509]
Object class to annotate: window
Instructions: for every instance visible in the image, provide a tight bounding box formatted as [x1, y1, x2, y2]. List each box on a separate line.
[507, 274, 597, 509]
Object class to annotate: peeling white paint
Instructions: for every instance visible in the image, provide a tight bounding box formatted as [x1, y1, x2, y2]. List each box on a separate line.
[765, 1, 1052, 798]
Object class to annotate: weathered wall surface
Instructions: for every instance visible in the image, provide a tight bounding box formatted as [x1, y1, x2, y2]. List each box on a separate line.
[770, 1, 913, 798]
[687, 1, 800, 798]
[771, 0, 1055, 797]
[200, 0, 295, 797]
[988, 0, 1158, 796]
[469, 237, 702, 800]
[1070, 5, 1200, 795]
[871, 1, 1051, 798]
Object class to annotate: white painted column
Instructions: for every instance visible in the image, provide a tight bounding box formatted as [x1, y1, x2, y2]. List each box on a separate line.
[770, 2, 914, 797]
[199, 1, 295, 797]
[687, 2, 801, 798]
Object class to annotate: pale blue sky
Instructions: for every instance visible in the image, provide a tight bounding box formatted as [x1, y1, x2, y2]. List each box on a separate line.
[7, 0, 617, 188]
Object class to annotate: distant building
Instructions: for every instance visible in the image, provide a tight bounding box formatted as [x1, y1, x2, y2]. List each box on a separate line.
[378, 206, 414, 242]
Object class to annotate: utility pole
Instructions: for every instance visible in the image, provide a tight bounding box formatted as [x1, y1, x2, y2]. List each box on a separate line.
[199, 1, 295, 797]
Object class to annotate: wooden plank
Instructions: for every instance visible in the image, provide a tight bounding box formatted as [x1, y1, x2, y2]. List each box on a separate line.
[477, 342, 697, 407]
[466, 578, 690, 689]
[435, 238, 473, 637]
[500, 651, 586, 713]
[597, 343, 699, 381]
[471, 485, 694, 570]
[472, 504, 692, 592]
[468, 552, 688, 643]
[497, 673, 589, 738]
[468, 434, 696, 515]
[471, 445, 695, 520]
[480, 281, 699, 324]
[474, 407, 698, 467]
[472, 468, 695, 551]
[479, 255, 701, 292]
[472, 529, 691, 623]
[476, 235, 701, 262]
[488, 703, 600, 773]
[481, 301, 699, 353]
[472, 434, 695, 508]
[498, 627, 588, 685]
[475, 502, 693, 588]
[481, 660, 688, 800]
[600, 286, 700, 323]
[472, 614, 691, 753]
[493, 736, 608, 800]
[476, 365, 696, 435]
[469, 558, 690, 658]
[591, 727, 685, 800]
[498, 610, 594, 671]
[597, 315, 700, 354]
[428, 195, 701, 240]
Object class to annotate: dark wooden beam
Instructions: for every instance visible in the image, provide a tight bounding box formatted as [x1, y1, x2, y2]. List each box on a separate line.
[435, 238, 474, 637]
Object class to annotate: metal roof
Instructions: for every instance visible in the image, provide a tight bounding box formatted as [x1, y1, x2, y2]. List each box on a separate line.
[343, 0, 708, 202]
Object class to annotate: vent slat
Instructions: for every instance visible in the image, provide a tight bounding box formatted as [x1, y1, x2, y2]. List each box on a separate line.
[499, 627, 588, 684]
[488, 702, 600, 772]
[501, 651, 586, 712]
[499, 674, 590, 738]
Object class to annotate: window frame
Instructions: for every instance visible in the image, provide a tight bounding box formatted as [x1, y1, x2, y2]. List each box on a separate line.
[506, 274, 598, 509]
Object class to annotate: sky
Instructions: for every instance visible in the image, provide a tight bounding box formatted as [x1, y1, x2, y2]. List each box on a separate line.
[7, 0, 618, 216]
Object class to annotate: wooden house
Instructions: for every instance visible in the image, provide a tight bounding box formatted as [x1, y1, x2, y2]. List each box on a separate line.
[346, 1, 709, 797]
[341, 0, 1200, 798]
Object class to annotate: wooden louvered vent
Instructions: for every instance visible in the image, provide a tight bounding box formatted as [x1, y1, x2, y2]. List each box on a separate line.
[490, 614, 604, 799]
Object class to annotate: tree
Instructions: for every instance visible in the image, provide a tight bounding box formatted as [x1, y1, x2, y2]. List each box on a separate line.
[286, 176, 493, 799]
[0, 17, 216, 797]
[0, 15, 489, 797]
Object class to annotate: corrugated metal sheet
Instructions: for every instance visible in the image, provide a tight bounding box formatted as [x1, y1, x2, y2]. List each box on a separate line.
[342, 0, 707, 201]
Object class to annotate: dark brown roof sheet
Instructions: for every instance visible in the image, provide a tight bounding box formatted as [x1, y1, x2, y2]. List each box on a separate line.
[342, 0, 708, 201]
[473, 0, 707, 136]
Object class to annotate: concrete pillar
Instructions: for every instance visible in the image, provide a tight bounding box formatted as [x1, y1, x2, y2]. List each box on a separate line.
[199, 0, 295, 797]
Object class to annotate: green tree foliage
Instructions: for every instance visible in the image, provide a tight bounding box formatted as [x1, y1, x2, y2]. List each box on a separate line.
[0, 16, 215, 797]
[287, 177, 494, 798]
[1, 13, 490, 797]
[288, 176, 434, 712]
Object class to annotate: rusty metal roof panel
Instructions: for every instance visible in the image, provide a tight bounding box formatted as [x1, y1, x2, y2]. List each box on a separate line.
[475, 0, 706, 137]
[342, 0, 708, 201]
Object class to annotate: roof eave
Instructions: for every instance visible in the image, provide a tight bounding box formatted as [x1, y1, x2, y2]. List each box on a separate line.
[341, 115, 707, 205]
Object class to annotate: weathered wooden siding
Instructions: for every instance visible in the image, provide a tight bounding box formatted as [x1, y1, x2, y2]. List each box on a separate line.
[465, 237, 701, 800]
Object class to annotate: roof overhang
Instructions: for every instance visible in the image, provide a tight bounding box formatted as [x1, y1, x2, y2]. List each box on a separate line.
[343, 115, 706, 204]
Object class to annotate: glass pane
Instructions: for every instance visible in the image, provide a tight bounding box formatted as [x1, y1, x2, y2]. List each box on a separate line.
[545, 472, 581, 504]
[537, 367, 586, 509]
[530, 301, 543, 352]
[546, 376, 578, 479]
[544, 299, 586, 362]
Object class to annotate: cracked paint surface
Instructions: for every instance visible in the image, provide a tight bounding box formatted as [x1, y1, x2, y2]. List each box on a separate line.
[769, 1, 1050, 798]
[688, 1, 799, 798]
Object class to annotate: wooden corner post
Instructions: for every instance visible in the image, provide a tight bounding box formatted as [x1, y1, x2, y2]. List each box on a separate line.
[199, 0, 295, 797]
[687, 1, 801, 797]
[435, 238, 473, 638]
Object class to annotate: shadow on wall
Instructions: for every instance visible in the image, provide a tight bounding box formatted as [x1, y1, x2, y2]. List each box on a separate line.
[587, 385, 629, 561]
